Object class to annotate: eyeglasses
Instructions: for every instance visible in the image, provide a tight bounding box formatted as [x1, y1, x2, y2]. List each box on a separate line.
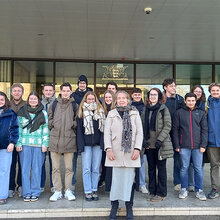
[149, 94, 158, 97]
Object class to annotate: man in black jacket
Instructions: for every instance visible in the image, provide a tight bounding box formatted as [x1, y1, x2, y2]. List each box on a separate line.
[173, 93, 208, 201]
[162, 78, 184, 191]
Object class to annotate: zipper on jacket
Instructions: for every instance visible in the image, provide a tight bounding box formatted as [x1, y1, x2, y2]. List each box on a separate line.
[180, 134, 182, 145]
[190, 111, 194, 149]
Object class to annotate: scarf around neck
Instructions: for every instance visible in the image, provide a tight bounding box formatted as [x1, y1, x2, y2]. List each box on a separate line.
[116, 104, 136, 153]
[144, 102, 161, 140]
[82, 102, 105, 135]
[17, 103, 45, 133]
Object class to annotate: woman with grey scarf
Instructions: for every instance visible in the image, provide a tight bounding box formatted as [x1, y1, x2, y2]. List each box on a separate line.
[104, 90, 143, 220]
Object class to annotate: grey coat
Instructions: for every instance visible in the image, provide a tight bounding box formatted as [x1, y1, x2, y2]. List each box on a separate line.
[141, 104, 173, 160]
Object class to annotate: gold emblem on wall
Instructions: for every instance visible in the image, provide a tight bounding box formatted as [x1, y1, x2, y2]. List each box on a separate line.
[102, 64, 128, 80]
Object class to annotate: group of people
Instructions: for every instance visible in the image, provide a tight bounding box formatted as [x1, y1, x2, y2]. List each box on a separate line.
[0, 75, 219, 220]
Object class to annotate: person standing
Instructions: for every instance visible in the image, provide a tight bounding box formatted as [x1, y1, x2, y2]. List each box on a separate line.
[48, 82, 77, 201]
[98, 90, 115, 188]
[16, 92, 49, 202]
[0, 92, 19, 205]
[77, 91, 105, 201]
[70, 75, 92, 191]
[162, 78, 184, 191]
[104, 90, 143, 220]
[9, 83, 26, 198]
[131, 88, 149, 195]
[142, 88, 173, 202]
[206, 83, 220, 199]
[187, 85, 207, 192]
[41, 83, 56, 193]
[173, 93, 208, 201]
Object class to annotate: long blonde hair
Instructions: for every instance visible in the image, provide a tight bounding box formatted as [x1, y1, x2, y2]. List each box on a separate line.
[78, 91, 104, 118]
[102, 90, 115, 115]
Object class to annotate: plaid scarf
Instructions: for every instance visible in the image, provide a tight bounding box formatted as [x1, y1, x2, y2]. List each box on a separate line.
[82, 102, 105, 135]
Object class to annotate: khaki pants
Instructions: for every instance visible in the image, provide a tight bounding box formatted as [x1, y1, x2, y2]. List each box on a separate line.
[50, 152, 74, 192]
[207, 147, 220, 189]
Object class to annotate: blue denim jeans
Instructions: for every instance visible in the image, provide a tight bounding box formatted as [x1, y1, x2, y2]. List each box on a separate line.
[41, 152, 53, 188]
[19, 146, 45, 197]
[0, 149, 12, 199]
[139, 154, 147, 187]
[72, 152, 78, 186]
[188, 163, 195, 187]
[81, 146, 102, 194]
[179, 148, 203, 192]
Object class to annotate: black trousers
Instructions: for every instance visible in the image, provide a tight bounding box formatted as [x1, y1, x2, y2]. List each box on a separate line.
[9, 149, 22, 190]
[146, 149, 167, 197]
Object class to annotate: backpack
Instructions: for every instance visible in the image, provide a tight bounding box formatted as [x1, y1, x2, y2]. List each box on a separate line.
[52, 99, 78, 119]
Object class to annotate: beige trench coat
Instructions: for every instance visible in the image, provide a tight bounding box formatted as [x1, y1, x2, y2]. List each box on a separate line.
[104, 108, 143, 167]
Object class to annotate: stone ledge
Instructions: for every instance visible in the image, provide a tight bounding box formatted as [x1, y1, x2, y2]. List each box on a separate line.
[0, 207, 220, 218]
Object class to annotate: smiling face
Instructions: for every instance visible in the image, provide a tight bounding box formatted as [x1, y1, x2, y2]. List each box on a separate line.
[104, 92, 113, 105]
[0, 95, 5, 108]
[42, 85, 54, 98]
[28, 95, 39, 108]
[132, 92, 142, 102]
[149, 90, 159, 105]
[116, 92, 128, 107]
[164, 82, 176, 96]
[11, 87, 23, 101]
[86, 94, 96, 104]
[210, 86, 220, 98]
[185, 97, 196, 110]
[78, 81, 87, 91]
[107, 84, 117, 94]
[60, 86, 72, 99]
[193, 87, 203, 100]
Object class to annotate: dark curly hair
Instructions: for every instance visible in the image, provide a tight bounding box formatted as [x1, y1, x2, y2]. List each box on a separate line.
[146, 88, 165, 104]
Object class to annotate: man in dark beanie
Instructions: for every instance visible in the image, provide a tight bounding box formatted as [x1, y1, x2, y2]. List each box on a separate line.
[71, 75, 93, 105]
[70, 75, 93, 192]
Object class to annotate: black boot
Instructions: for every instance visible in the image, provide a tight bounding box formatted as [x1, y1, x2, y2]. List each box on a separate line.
[109, 200, 119, 220]
[125, 201, 133, 220]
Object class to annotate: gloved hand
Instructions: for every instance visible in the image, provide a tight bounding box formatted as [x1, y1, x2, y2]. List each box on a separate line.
[155, 140, 162, 150]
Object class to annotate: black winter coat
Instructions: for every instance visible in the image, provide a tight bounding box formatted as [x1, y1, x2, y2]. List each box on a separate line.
[172, 106, 208, 149]
[71, 87, 93, 105]
[77, 117, 104, 153]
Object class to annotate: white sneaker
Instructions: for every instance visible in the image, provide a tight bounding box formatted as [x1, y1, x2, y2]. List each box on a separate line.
[174, 184, 181, 191]
[8, 190, 15, 198]
[41, 187, 44, 193]
[64, 189, 76, 201]
[139, 185, 149, 194]
[17, 186, 22, 197]
[179, 188, 188, 199]
[51, 187, 55, 193]
[49, 191, 63, 202]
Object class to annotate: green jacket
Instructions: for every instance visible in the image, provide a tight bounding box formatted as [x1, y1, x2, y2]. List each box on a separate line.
[141, 104, 173, 160]
[16, 110, 49, 147]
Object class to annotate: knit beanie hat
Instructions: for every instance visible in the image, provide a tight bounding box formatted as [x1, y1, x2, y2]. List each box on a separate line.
[78, 75, 88, 85]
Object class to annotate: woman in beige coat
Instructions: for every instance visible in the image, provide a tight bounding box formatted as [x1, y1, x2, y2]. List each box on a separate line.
[104, 90, 143, 220]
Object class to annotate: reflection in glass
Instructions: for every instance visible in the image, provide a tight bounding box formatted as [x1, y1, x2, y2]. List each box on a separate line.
[14, 61, 53, 99]
[0, 60, 11, 97]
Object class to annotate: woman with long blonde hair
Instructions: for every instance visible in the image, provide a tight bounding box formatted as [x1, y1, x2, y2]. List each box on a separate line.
[77, 91, 105, 201]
